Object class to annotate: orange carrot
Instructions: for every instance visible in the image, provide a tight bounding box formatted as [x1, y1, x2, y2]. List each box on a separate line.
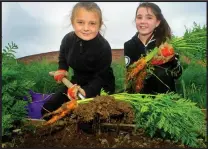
[127, 58, 146, 80]
[44, 110, 69, 125]
[43, 100, 78, 125]
[42, 100, 74, 119]
[135, 70, 147, 92]
[41, 107, 63, 119]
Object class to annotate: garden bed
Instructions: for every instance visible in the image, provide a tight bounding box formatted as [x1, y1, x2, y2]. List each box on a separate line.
[11, 121, 187, 148]
[5, 96, 196, 148]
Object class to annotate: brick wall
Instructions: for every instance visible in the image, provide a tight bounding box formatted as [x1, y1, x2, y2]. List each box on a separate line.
[17, 49, 124, 64]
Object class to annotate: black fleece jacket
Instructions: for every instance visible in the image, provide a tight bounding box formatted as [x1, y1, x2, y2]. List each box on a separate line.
[124, 32, 182, 94]
[58, 31, 115, 98]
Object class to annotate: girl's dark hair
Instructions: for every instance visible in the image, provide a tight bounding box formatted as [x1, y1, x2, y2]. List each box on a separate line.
[71, 2, 103, 28]
[135, 2, 172, 47]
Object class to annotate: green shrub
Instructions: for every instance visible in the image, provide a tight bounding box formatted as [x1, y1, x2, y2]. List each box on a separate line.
[2, 42, 35, 136]
[171, 22, 206, 108]
[111, 58, 125, 93]
[183, 22, 206, 60]
[173, 22, 206, 61]
[176, 62, 206, 108]
[22, 60, 62, 94]
[20, 56, 125, 95]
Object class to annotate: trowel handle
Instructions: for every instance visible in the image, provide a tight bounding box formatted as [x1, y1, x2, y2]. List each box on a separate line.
[49, 71, 85, 99]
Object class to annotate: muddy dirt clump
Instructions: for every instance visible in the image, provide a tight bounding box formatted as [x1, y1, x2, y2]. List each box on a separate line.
[73, 95, 135, 124]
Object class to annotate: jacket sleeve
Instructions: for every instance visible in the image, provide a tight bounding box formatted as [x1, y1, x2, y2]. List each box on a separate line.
[58, 34, 69, 71]
[124, 42, 133, 68]
[82, 45, 113, 98]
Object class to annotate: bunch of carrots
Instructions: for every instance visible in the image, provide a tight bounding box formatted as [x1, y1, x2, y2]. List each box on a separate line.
[43, 85, 78, 125]
[126, 57, 147, 92]
[151, 42, 175, 65]
[126, 42, 175, 92]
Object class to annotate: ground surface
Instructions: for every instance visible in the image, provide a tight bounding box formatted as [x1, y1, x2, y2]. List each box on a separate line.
[7, 96, 188, 148]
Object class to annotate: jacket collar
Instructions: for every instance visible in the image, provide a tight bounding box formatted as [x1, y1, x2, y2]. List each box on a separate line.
[133, 32, 156, 47]
[74, 32, 100, 44]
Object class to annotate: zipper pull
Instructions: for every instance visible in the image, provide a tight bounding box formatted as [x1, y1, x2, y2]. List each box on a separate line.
[79, 41, 84, 54]
[144, 45, 148, 55]
[80, 41, 83, 54]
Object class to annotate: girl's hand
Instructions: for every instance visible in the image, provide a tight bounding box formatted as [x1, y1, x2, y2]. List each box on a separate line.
[54, 69, 68, 83]
[67, 84, 86, 100]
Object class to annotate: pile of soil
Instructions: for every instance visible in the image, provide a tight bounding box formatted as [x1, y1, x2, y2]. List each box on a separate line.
[8, 96, 188, 148]
[73, 95, 135, 124]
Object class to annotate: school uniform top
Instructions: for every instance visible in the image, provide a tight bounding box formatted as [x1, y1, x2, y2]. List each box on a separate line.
[124, 32, 182, 94]
[58, 31, 115, 98]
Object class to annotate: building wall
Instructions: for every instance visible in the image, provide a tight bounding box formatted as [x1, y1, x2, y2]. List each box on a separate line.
[17, 49, 124, 64]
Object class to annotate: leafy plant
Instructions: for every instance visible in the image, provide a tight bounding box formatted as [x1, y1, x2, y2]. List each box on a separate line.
[2, 42, 17, 59]
[22, 59, 62, 94]
[172, 22, 206, 61]
[131, 93, 205, 148]
[172, 22, 207, 108]
[111, 58, 126, 93]
[2, 42, 35, 136]
[176, 62, 206, 108]
[20, 57, 125, 94]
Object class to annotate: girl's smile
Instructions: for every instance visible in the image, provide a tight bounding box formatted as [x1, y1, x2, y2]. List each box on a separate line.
[72, 8, 100, 41]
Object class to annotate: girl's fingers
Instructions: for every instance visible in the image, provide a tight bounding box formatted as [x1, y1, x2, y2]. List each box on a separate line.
[67, 84, 86, 99]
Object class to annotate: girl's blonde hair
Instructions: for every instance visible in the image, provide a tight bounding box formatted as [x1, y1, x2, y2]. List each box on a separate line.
[71, 2, 103, 28]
